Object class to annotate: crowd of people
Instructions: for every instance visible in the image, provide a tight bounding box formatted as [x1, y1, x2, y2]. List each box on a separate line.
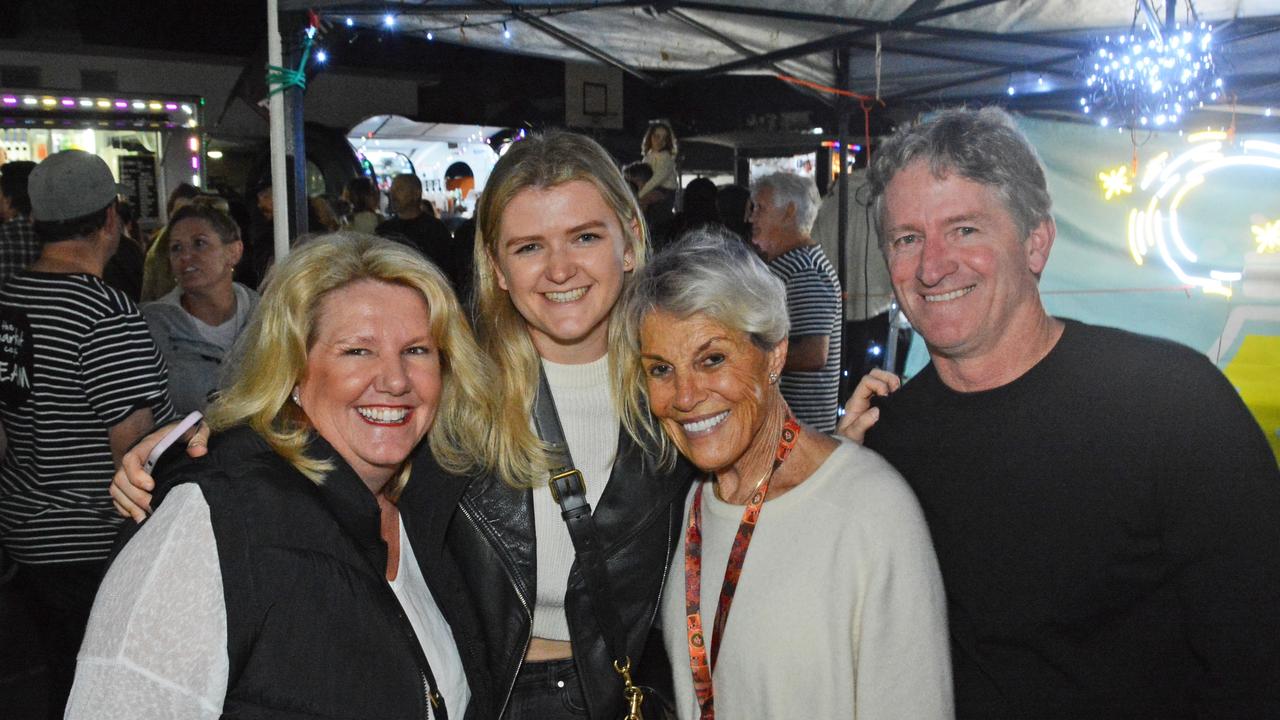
[0, 106, 1276, 720]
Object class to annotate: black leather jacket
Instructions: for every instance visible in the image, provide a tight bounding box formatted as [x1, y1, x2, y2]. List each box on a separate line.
[405, 430, 696, 720]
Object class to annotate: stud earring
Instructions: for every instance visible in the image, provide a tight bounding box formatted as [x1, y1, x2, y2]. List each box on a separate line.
[768, 372, 779, 385]
[291, 388, 302, 406]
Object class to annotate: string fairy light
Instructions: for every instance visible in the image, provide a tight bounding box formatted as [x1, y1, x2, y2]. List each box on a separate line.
[1080, 2, 1219, 130]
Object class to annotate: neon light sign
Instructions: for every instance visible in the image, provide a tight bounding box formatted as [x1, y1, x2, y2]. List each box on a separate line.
[1125, 133, 1280, 297]
[1098, 165, 1134, 199]
[1255, 219, 1280, 254]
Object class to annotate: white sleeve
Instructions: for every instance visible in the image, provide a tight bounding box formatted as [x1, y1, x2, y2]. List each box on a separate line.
[638, 151, 676, 197]
[65, 484, 229, 720]
[852, 466, 955, 719]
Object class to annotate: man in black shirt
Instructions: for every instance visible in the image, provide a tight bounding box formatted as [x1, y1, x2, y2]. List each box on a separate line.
[376, 174, 465, 291]
[841, 107, 1280, 719]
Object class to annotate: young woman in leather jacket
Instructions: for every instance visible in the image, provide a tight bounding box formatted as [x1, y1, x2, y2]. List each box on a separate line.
[429, 131, 693, 719]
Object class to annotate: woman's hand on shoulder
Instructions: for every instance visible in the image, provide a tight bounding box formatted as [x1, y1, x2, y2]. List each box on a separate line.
[836, 369, 901, 444]
[111, 420, 212, 523]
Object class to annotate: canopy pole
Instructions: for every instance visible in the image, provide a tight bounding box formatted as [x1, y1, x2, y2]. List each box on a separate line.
[267, 0, 290, 261]
[284, 13, 309, 241]
[835, 46, 852, 405]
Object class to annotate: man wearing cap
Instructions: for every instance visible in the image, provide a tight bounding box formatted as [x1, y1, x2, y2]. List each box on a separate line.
[0, 150, 174, 718]
[0, 160, 40, 286]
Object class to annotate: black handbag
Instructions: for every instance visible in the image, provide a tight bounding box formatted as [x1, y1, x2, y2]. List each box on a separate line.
[533, 369, 676, 720]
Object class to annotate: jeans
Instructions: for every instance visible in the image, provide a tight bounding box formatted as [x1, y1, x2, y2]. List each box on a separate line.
[506, 657, 589, 719]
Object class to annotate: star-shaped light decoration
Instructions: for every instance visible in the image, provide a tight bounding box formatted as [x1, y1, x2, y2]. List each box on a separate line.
[1252, 219, 1280, 254]
[1098, 165, 1134, 200]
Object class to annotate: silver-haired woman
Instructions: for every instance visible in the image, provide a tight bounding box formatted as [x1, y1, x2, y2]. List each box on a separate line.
[621, 228, 954, 719]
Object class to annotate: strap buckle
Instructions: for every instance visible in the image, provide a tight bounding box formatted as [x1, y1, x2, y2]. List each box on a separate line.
[549, 468, 586, 505]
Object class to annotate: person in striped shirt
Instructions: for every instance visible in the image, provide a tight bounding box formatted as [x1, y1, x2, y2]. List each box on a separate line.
[748, 172, 842, 433]
[0, 150, 173, 719]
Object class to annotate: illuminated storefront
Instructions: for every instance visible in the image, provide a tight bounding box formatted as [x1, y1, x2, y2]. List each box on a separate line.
[1, 89, 205, 230]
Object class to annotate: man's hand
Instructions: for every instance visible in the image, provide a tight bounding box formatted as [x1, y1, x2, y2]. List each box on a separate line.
[836, 369, 901, 444]
[110, 420, 211, 523]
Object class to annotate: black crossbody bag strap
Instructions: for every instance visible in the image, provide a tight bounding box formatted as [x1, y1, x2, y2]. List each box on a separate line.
[534, 368, 630, 661]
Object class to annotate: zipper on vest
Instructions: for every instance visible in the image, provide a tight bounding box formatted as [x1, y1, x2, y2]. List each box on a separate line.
[459, 500, 533, 719]
[421, 670, 438, 719]
[374, 574, 440, 719]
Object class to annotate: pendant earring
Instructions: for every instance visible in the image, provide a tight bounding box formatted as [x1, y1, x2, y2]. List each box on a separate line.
[291, 388, 302, 407]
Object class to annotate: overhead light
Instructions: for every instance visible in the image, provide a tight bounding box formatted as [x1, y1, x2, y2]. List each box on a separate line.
[383, 14, 396, 28]
[207, 150, 224, 159]
[1080, 22, 1218, 129]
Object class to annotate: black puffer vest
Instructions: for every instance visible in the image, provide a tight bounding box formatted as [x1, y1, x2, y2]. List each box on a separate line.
[150, 426, 489, 719]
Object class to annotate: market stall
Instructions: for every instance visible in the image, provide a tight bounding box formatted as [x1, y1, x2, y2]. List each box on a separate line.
[1, 89, 205, 232]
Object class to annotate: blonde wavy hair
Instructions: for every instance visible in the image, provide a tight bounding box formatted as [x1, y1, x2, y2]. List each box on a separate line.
[206, 233, 495, 495]
[641, 119, 677, 155]
[473, 131, 670, 488]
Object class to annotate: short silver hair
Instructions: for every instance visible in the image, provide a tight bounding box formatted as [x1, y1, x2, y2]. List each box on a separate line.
[622, 227, 789, 356]
[868, 106, 1053, 244]
[751, 172, 821, 236]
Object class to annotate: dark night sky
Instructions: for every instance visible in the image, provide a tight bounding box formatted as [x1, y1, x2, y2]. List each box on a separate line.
[5, 0, 266, 56]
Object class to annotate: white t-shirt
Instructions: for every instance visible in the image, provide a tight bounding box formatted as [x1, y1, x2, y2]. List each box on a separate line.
[661, 439, 954, 719]
[65, 484, 468, 719]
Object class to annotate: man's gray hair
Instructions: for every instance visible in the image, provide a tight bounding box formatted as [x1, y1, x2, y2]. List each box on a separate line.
[752, 172, 821, 236]
[868, 107, 1053, 243]
[622, 227, 789, 355]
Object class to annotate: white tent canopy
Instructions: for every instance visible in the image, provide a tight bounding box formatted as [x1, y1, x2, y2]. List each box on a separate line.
[346, 116, 506, 143]
[291, 1, 1280, 114]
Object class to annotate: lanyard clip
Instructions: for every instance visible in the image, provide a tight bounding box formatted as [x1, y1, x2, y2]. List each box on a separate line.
[614, 658, 645, 720]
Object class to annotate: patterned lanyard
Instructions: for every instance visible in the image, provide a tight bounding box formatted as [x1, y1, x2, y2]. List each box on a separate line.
[684, 416, 800, 720]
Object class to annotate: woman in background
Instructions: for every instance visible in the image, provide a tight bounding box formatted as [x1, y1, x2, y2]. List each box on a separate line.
[344, 176, 383, 234]
[142, 203, 259, 415]
[636, 120, 679, 216]
[140, 182, 202, 301]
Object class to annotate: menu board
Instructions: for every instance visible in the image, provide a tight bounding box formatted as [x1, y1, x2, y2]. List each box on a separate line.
[118, 155, 160, 221]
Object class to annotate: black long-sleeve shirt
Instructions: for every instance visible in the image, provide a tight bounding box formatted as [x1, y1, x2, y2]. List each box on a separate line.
[867, 319, 1280, 719]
